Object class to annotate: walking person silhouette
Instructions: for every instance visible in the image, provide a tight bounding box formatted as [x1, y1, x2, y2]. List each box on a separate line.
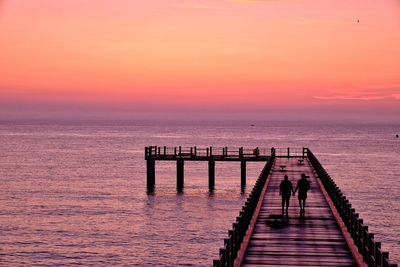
[293, 173, 310, 216]
[279, 175, 293, 216]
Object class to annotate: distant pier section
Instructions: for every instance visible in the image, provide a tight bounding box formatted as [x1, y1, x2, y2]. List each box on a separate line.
[145, 146, 306, 192]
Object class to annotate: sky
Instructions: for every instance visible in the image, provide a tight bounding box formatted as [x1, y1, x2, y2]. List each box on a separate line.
[0, 0, 399, 122]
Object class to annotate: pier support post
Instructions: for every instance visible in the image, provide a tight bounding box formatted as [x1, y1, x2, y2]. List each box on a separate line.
[241, 160, 246, 188]
[209, 160, 215, 190]
[177, 160, 184, 192]
[147, 160, 155, 192]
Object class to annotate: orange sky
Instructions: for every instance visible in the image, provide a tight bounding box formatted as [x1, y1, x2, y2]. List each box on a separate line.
[0, 0, 399, 121]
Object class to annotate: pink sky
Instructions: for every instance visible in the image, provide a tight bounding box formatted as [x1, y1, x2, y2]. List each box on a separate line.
[0, 0, 399, 121]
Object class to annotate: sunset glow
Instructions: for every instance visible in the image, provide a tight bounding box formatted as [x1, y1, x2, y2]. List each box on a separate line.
[1, 0, 399, 120]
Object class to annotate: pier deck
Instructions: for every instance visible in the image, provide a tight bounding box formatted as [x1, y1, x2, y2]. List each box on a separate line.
[240, 157, 356, 266]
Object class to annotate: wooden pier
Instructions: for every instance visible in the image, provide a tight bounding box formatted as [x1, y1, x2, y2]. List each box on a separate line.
[144, 146, 397, 266]
[211, 148, 397, 267]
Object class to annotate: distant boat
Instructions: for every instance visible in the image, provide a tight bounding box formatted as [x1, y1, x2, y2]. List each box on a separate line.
[251, 124, 255, 127]
[396, 134, 399, 138]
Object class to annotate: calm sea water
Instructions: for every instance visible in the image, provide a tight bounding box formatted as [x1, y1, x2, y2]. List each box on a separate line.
[0, 121, 399, 266]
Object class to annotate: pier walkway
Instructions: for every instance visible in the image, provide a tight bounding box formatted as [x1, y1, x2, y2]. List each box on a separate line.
[239, 157, 356, 266]
[212, 148, 397, 267]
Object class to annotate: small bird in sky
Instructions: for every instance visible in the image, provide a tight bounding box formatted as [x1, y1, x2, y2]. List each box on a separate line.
[357, 19, 359, 23]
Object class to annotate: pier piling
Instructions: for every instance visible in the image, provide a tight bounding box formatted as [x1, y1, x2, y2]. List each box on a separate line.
[144, 146, 271, 192]
[177, 160, 184, 192]
[208, 160, 215, 190]
[241, 160, 246, 188]
[146, 160, 155, 192]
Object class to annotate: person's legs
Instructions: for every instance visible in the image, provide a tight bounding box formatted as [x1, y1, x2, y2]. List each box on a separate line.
[298, 197, 302, 212]
[281, 197, 285, 214]
[285, 197, 290, 214]
[298, 199, 306, 215]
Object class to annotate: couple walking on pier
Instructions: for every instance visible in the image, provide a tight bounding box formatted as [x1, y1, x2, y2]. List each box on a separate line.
[279, 173, 310, 216]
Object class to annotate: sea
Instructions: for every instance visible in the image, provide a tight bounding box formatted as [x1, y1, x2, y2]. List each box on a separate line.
[0, 120, 399, 266]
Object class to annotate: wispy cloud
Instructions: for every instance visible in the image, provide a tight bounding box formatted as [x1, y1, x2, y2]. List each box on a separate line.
[173, 2, 225, 10]
[229, 0, 279, 2]
[288, 16, 336, 25]
[314, 95, 387, 101]
[314, 86, 400, 101]
[174, 4, 224, 9]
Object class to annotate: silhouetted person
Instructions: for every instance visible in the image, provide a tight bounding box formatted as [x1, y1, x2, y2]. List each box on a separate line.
[253, 147, 260, 157]
[279, 175, 293, 215]
[293, 173, 310, 215]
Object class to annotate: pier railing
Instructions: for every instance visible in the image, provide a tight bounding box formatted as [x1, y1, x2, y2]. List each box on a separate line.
[145, 146, 271, 160]
[274, 147, 307, 158]
[212, 150, 275, 267]
[307, 149, 397, 267]
[145, 146, 308, 160]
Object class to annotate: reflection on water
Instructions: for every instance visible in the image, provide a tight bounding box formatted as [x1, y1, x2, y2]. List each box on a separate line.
[0, 122, 399, 265]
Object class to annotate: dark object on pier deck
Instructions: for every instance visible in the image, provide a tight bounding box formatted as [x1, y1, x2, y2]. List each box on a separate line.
[145, 146, 307, 192]
[212, 148, 397, 267]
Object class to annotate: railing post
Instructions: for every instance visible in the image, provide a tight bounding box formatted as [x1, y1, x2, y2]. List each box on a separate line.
[232, 223, 238, 259]
[357, 218, 363, 251]
[287, 147, 290, 158]
[382, 252, 389, 267]
[362, 225, 369, 261]
[368, 233, 375, 266]
[163, 146, 166, 155]
[350, 209, 356, 237]
[179, 146, 182, 156]
[194, 146, 197, 156]
[375, 242, 382, 267]
[174, 147, 177, 156]
[210, 146, 213, 156]
[207, 147, 209, 157]
[219, 248, 226, 267]
[224, 238, 230, 267]
[229, 230, 235, 265]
